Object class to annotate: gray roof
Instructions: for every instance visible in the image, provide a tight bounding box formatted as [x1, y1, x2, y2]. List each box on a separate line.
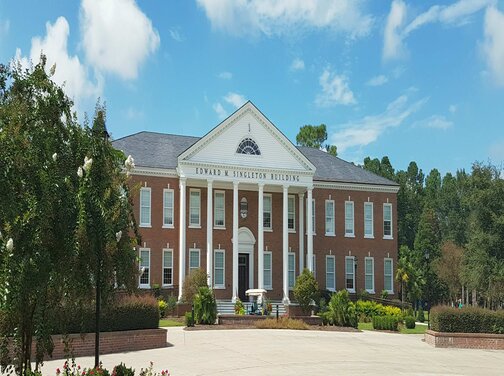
[113, 131, 398, 186]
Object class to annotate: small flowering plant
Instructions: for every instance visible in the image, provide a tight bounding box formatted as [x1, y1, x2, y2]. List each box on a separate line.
[139, 362, 169, 376]
[56, 360, 109, 376]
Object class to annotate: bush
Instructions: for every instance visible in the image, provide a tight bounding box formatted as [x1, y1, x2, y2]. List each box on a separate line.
[293, 269, 319, 314]
[430, 306, 504, 334]
[193, 286, 217, 325]
[234, 298, 245, 315]
[404, 316, 416, 329]
[184, 311, 195, 327]
[158, 300, 167, 318]
[383, 305, 402, 318]
[357, 289, 370, 301]
[355, 300, 381, 322]
[380, 290, 389, 299]
[417, 309, 425, 323]
[372, 315, 399, 331]
[165, 296, 177, 316]
[181, 268, 208, 303]
[113, 363, 135, 376]
[152, 284, 161, 299]
[326, 290, 358, 328]
[406, 307, 414, 317]
[255, 317, 309, 330]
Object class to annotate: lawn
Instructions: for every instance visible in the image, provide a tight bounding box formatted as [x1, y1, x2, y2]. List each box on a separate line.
[159, 318, 185, 327]
[358, 321, 428, 334]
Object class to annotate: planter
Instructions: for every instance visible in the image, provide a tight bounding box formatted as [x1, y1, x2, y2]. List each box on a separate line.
[425, 329, 504, 350]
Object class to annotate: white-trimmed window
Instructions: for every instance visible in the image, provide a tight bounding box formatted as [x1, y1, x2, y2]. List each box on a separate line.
[189, 248, 200, 273]
[163, 189, 174, 228]
[383, 203, 393, 239]
[264, 251, 272, 289]
[214, 250, 225, 288]
[384, 258, 394, 293]
[364, 202, 374, 238]
[345, 201, 354, 237]
[263, 194, 272, 230]
[214, 191, 225, 228]
[365, 257, 374, 293]
[139, 187, 151, 227]
[325, 200, 335, 236]
[288, 196, 295, 231]
[326, 255, 336, 291]
[139, 248, 150, 288]
[189, 189, 201, 227]
[288, 252, 296, 289]
[345, 256, 355, 292]
[312, 199, 316, 234]
[162, 249, 173, 286]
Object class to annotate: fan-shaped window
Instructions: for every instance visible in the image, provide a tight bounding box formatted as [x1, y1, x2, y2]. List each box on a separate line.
[236, 138, 261, 155]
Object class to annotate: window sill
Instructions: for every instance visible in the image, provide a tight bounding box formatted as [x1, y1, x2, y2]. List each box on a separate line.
[264, 228, 273, 232]
[325, 233, 335, 237]
[345, 234, 355, 238]
[139, 285, 151, 289]
[386, 290, 394, 294]
[366, 290, 375, 294]
[346, 288, 356, 293]
[364, 235, 374, 239]
[213, 285, 226, 290]
[265, 287, 273, 291]
[139, 224, 152, 228]
[188, 225, 201, 229]
[162, 225, 174, 229]
[213, 226, 226, 230]
[327, 288, 336, 292]
[162, 285, 174, 289]
[288, 229, 296, 234]
[383, 236, 393, 240]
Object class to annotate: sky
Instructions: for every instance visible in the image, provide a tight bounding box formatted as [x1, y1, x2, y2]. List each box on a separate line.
[1, 0, 503, 176]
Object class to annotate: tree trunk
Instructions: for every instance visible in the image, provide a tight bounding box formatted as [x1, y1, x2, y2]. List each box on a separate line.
[472, 289, 477, 306]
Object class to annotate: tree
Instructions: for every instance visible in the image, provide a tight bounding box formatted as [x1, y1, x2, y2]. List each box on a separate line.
[293, 269, 319, 314]
[433, 241, 463, 304]
[296, 124, 337, 156]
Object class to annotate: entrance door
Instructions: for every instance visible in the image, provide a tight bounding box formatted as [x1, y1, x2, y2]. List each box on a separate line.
[238, 253, 249, 301]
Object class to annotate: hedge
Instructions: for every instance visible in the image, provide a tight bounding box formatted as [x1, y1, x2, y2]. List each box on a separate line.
[372, 315, 399, 331]
[430, 306, 504, 334]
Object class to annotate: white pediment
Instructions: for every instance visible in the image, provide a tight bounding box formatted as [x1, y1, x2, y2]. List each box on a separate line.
[178, 102, 316, 174]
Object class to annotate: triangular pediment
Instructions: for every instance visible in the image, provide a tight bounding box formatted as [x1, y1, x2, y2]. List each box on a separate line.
[178, 102, 316, 173]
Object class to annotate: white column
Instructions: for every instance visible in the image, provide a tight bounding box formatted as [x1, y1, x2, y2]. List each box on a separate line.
[206, 180, 213, 288]
[232, 181, 239, 302]
[257, 183, 264, 296]
[282, 184, 290, 304]
[306, 187, 313, 272]
[298, 193, 304, 274]
[178, 178, 187, 301]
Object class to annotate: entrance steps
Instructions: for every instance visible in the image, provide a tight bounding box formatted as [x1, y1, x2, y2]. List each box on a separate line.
[216, 300, 287, 316]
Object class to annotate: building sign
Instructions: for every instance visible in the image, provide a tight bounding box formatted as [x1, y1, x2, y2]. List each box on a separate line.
[194, 166, 301, 183]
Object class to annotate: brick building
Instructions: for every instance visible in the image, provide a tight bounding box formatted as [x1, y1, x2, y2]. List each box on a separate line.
[113, 102, 398, 304]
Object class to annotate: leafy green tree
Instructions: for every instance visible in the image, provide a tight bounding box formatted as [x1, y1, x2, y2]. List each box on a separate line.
[193, 286, 217, 324]
[296, 124, 337, 156]
[433, 241, 463, 304]
[293, 269, 319, 314]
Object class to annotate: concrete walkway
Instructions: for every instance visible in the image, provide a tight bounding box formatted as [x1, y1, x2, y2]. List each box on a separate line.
[41, 328, 504, 375]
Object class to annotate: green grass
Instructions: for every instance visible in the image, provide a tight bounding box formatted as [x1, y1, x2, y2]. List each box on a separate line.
[159, 318, 185, 327]
[358, 321, 427, 334]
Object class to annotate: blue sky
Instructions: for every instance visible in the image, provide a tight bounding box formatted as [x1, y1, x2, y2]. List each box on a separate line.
[1, 0, 503, 176]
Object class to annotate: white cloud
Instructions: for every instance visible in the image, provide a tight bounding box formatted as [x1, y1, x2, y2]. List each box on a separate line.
[489, 139, 504, 162]
[482, 6, 504, 85]
[213, 102, 227, 120]
[329, 94, 427, 153]
[224, 92, 246, 108]
[414, 114, 453, 130]
[169, 29, 183, 42]
[0, 19, 9, 37]
[383, 0, 407, 61]
[13, 17, 102, 108]
[449, 104, 458, 113]
[315, 68, 356, 107]
[290, 57, 305, 71]
[196, 0, 373, 39]
[366, 74, 389, 86]
[218, 71, 233, 80]
[80, 0, 160, 80]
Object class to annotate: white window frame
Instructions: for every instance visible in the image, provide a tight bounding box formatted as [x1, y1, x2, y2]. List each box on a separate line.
[364, 257, 374, 293]
[288, 252, 296, 289]
[384, 258, 394, 293]
[345, 201, 355, 237]
[326, 255, 336, 291]
[189, 189, 201, 228]
[383, 203, 393, 239]
[325, 200, 335, 236]
[162, 188, 174, 228]
[345, 256, 355, 293]
[139, 187, 151, 227]
[364, 202, 374, 239]
[214, 190, 226, 229]
[263, 194, 272, 231]
[288, 195, 296, 232]
[189, 248, 200, 274]
[214, 250, 225, 289]
[139, 248, 150, 288]
[162, 249, 173, 287]
[264, 251, 272, 290]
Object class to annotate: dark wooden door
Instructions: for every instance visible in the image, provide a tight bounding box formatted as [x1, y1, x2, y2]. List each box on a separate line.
[238, 253, 249, 301]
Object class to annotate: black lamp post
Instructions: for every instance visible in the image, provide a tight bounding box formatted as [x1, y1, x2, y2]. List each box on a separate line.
[424, 250, 430, 329]
[354, 256, 358, 295]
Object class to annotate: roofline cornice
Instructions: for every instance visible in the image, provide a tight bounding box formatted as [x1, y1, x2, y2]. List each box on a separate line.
[314, 181, 400, 193]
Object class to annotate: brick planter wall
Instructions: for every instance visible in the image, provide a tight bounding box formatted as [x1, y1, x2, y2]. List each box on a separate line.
[425, 330, 504, 350]
[39, 329, 167, 361]
[218, 315, 267, 325]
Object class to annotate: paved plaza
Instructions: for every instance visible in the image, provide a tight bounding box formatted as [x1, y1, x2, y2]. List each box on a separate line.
[42, 328, 504, 375]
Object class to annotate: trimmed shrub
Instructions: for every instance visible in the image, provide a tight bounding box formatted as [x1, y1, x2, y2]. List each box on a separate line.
[193, 286, 217, 325]
[165, 295, 177, 316]
[293, 269, 319, 314]
[113, 363, 135, 376]
[255, 317, 309, 330]
[383, 305, 402, 318]
[404, 316, 416, 329]
[430, 306, 504, 334]
[406, 307, 414, 317]
[372, 315, 399, 331]
[357, 289, 370, 301]
[326, 290, 358, 328]
[158, 300, 167, 318]
[416, 309, 425, 323]
[234, 298, 245, 315]
[181, 268, 208, 303]
[355, 300, 381, 322]
[184, 311, 195, 327]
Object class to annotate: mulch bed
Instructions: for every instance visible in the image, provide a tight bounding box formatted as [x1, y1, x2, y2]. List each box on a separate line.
[184, 324, 360, 332]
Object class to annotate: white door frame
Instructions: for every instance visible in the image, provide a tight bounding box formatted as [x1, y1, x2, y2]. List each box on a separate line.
[238, 227, 255, 298]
